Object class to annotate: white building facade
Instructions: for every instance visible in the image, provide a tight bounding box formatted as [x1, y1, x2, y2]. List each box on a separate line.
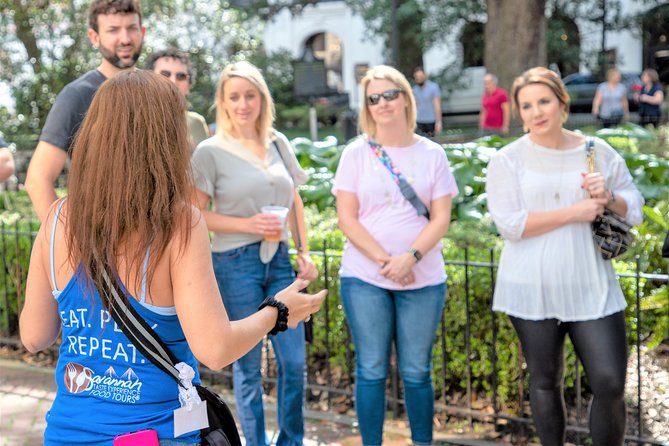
[262, 0, 668, 108]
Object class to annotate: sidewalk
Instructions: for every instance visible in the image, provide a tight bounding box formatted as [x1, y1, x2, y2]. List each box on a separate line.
[0, 358, 501, 446]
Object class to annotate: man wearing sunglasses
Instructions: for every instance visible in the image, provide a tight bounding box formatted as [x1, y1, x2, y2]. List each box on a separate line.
[412, 66, 442, 138]
[145, 48, 209, 151]
[26, 0, 146, 221]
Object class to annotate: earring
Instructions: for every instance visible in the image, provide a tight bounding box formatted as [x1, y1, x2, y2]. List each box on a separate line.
[561, 110, 568, 123]
[523, 124, 529, 133]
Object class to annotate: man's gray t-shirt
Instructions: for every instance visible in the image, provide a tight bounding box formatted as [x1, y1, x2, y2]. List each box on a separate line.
[413, 80, 441, 124]
[40, 69, 107, 153]
[191, 131, 308, 255]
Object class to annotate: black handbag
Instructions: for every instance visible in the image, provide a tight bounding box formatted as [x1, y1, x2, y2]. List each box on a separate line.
[585, 137, 633, 260]
[102, 269, 242, 446]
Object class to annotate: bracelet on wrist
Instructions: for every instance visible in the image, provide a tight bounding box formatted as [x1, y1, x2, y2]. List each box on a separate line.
[607, 189, 616, 205]
[258, 296, 289, 335]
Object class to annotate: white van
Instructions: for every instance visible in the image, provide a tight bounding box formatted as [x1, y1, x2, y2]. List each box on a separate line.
[441, 66, 486, 116]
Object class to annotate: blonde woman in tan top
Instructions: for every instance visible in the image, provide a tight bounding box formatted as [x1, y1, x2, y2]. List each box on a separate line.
[192, 61, 316, 446]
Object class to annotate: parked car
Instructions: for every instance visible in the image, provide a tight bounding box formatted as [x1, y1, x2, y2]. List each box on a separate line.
[442, 66, 486, 116]
[563, 72, 642, 112]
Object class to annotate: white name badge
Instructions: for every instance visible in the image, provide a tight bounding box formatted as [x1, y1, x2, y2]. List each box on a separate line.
[174, 400, 209, 438]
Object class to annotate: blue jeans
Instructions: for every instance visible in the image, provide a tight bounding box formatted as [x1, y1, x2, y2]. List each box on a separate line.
[213, 243, 305, 446]
[340, 277, 446, 446]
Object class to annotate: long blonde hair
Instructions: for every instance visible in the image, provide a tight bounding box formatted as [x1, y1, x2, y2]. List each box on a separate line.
[215, 61, 275, 143]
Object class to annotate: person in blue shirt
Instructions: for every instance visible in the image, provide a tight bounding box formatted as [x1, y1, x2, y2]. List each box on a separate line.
[412, 67, 442, 137]
[19, 70, 326, 446]
[591, 68, 629, 128]
[635, 68, 664, 127]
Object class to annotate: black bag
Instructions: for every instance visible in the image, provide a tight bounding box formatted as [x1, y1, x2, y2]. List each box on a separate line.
[196, 385, 241, 446]
[585, 137, 633, 260]
[591, 211, 634, 260]
[103, 269, 241, 446]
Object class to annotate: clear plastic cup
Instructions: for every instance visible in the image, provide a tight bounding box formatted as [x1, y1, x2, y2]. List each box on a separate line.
[260, 205, 289, 242]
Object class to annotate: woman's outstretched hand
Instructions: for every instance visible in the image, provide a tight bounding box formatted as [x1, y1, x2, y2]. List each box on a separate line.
[296, 253, 318, 281]
[275, 278, 327, 327]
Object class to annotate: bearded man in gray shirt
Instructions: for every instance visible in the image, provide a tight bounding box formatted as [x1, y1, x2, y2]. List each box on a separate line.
[25, 0, 145, 221]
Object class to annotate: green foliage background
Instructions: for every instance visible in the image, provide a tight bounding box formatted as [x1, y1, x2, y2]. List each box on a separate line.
[1, 125, 667, 415]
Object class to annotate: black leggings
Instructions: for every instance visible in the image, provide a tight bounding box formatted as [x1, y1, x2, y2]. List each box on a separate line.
[510, 312, 628, 446]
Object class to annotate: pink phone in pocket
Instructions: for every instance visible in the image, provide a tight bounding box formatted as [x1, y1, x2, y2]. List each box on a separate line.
[113, 428, 160, 446]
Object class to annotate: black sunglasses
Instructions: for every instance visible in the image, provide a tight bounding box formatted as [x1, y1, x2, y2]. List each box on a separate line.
[367, 89, 403, 106]
[159, 70, 189, 82]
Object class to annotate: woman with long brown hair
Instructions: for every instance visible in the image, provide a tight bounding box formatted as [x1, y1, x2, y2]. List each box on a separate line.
[19, 70, 325, 446]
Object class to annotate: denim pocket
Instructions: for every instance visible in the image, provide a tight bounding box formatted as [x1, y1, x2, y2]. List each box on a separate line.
[213, 245, 246, 262]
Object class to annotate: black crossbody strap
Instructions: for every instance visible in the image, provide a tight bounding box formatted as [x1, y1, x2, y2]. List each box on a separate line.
[272, 140, 303, 251]
[102, 268, 183, 386]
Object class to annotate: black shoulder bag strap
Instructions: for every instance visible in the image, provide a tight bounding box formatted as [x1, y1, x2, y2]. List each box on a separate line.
[272, 140, 314, 343]
[102, 269, 241, 446]
[272, 140, 303, 252]
[367, 139, 430, 220]
[102, 268, 184, 383]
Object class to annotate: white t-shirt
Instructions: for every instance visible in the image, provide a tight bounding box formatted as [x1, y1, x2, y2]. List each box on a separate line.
[486, 134, 643, 321]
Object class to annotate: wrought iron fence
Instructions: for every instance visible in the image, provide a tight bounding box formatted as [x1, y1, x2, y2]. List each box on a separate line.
[0, 221, 667, 445]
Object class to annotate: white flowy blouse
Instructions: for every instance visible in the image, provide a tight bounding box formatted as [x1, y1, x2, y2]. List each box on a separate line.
[486, 134, 643, 321]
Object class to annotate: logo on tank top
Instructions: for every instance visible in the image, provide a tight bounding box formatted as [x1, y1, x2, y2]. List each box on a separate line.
[63, 362, 144, 403]
[64, 362, 93, 393]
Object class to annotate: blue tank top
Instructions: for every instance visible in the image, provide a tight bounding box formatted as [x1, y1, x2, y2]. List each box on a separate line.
[44, 202, 201, 445]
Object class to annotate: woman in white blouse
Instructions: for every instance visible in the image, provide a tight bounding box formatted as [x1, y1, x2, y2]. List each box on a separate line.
[486, 67, 643, 446]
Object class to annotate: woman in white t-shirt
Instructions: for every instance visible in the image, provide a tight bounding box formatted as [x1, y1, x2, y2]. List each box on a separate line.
[486, 67, 643, 446]
[332, 65, 458, 446]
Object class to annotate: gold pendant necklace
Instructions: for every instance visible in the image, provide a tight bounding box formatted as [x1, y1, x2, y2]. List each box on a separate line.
[533, 142, 564, 203]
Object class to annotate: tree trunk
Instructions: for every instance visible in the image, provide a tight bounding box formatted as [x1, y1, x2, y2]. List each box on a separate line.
[396, 0, 424, 79]
[10, 0, 43, 74]
[484, 0, 546, 93]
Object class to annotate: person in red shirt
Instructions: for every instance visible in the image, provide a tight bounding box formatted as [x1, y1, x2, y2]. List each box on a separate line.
[479, 73, 510, 136]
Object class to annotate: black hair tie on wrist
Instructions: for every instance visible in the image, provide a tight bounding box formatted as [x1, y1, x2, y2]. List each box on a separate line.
[258, 296, 289, 335]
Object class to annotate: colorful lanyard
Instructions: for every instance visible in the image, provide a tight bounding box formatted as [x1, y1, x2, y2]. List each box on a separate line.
[367, 139, 403, 185]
